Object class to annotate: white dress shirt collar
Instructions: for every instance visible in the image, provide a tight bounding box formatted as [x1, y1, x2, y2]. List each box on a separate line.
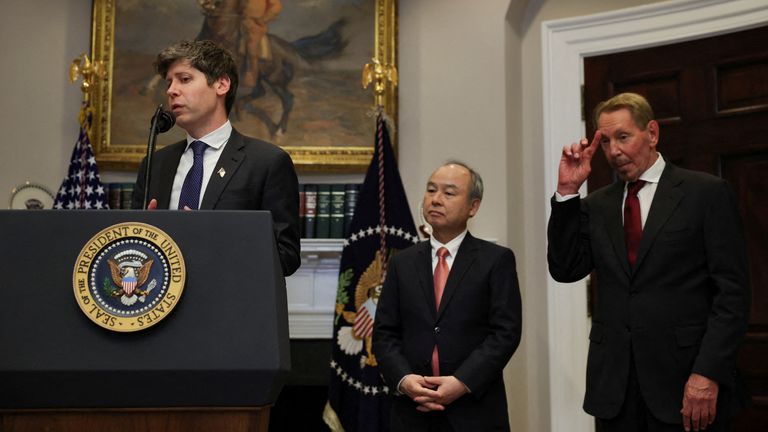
[635, 152, 665, 185]
[429, 229, 467, 270]
[185, 120, 232, 151]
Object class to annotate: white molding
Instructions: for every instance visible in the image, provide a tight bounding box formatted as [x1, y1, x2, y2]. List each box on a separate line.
[286, 239, 343, 339]
[541, 1, 768, 431]
[300, 238, 344, 253]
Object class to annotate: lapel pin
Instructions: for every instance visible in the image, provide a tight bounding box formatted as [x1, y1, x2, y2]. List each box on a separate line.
[217, 167, 226, 178]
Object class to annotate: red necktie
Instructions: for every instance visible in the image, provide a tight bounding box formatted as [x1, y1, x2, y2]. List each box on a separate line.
[624, 180, 646, 267]
[431, 247, 450, 376]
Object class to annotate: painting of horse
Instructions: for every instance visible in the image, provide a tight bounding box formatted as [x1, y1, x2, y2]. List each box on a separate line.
[110, 0, 374, 154]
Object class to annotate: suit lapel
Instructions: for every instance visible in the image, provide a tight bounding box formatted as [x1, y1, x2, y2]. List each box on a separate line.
[634, 164, 683, 271]
[200, 129, 247, 209]
[437, 233, 479, 320]
[154, 141, 185, 209]
[598, 181, 631, 277]
[415, 241, 437, 318]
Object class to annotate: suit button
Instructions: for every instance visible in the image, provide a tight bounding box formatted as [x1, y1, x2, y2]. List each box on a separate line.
[434, 327, 440, 334]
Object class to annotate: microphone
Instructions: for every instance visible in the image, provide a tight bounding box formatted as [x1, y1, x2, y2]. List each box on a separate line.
[142, 105, 176, 209]
[154, 108, 176, 133]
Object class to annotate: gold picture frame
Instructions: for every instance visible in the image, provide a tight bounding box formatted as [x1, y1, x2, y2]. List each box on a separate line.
[89, 0, 397, 172]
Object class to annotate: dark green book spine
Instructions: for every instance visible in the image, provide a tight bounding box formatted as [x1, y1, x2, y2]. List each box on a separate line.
[329, 184, 346, 238]
[315, 184, 331, 238]
[343, 183, 360, 237]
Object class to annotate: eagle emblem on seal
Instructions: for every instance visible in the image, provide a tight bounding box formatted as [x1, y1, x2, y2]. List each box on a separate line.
[106, 250, 156, 306]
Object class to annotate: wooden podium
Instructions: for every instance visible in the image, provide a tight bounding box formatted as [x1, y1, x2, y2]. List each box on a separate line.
[0, 210, 290, 432]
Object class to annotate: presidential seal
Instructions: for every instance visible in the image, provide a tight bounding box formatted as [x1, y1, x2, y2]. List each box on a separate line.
[73, 222, 186, 332]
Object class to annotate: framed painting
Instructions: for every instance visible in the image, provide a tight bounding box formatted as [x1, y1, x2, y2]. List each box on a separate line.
[89, 0, 397, 172]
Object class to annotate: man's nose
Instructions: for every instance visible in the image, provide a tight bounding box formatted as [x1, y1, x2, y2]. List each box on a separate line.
[607, 140, 622, 157]
[167, 81, 179, 97]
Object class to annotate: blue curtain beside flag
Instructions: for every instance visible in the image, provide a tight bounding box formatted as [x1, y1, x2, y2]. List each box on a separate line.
[323, 111, 419, 431]
[53, 103, 109, 210]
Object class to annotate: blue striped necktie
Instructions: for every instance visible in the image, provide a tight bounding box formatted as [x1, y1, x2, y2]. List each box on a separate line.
[177, 140, 207, 210]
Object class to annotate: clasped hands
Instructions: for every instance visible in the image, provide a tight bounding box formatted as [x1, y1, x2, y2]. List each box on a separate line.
[399, 374, 468, 412]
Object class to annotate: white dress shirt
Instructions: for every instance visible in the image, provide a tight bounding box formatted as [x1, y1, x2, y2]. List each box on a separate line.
[169, 121, 232, 209]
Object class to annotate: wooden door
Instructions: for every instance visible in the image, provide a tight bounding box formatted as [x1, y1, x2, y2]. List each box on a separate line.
[584, 25, 768, 430]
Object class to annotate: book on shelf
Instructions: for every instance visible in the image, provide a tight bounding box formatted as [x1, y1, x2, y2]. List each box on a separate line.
[303, 184, 318, 239]
[299, 187, 307, 238]
[315, 184, 332, 239]
[343, 183, 360, 238]
[329, 184, 345, 239]
[108, 183, 122, 209]
[120, 183, 134, 210]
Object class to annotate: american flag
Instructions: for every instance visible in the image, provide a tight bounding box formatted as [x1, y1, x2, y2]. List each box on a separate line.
[53, 105, 109, 210]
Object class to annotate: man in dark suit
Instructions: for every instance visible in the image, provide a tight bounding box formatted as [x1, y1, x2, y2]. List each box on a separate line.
[548, 93, 749, 431]
[131, 40, 300, 276]
[374, 161, 522, 431]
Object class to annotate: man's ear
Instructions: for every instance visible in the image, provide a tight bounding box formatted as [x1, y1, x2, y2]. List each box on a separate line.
[215, 75, 231, 96]
[468, 199, 481, 218]
[647, 119, 660, 149]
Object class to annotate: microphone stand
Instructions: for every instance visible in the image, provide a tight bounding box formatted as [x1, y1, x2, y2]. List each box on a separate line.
[143, 104, 174, 209]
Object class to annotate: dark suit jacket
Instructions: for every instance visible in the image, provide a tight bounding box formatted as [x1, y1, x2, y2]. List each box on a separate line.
[373, 233, 522, 431]
[547, 163, 749, 423]
[131, 128, 301, 276]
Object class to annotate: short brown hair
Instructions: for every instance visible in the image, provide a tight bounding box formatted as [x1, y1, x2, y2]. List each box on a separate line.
[155, 40, 239, 114]
[593, 92, 654, 131]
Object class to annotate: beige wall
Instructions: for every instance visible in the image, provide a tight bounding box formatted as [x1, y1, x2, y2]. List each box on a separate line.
[0, 0, 91, 202]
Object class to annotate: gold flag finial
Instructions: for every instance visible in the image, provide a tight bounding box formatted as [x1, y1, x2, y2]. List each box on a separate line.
[69, 53, 104, 131]
[69, 53, 104, 104]
[362, 58, 398, 108]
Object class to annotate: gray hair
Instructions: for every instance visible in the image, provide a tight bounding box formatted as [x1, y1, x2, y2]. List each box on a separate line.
[443, 160, 483, 201]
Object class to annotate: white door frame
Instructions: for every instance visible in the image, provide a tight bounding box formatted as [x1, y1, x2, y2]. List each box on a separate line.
[541, 1, 768, 431]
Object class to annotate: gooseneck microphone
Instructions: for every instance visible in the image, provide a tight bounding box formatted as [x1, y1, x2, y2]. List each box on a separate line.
[143, 104, 176, 209]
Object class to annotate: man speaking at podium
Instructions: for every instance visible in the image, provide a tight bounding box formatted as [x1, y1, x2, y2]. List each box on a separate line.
[131, 40, 300, 276]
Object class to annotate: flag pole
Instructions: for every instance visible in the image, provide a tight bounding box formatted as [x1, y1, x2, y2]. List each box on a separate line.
[363, 57, 399, 282]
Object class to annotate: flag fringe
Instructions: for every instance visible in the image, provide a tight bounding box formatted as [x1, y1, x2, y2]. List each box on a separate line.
[322, 400, 345, 432]
[366, 106, 396, 134]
